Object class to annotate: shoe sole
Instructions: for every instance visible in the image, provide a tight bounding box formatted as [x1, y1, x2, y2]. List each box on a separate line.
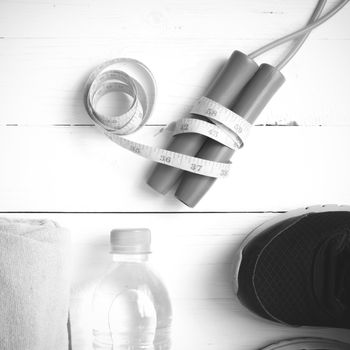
[232, 204, 350, 295]
[260, 337, 349, 350]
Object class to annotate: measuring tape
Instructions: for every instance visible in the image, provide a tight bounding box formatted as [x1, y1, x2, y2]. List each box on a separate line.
[84, 59, 252, 178]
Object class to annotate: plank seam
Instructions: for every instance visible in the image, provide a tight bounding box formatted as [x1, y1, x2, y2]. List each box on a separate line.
[0, 211, 285, 214]
[0, 124, 310, 127]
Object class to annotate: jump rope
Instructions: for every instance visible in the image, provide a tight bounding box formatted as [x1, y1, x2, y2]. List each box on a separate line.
[84, 0, 349, 207]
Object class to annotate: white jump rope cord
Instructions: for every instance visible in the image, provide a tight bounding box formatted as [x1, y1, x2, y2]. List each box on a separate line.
[249, 0, 349, 64]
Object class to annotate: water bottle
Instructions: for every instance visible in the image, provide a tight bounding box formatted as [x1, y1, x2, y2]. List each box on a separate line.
[92, 228, 172, 350]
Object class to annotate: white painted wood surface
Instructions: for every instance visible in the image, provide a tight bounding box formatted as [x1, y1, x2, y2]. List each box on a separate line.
[4, 213, 350, 350]
[1, 0, 350, 349]
[1, 125, 350, 212]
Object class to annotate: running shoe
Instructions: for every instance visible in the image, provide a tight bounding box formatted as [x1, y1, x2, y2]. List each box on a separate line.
[259, 338, 349, 350]
[234, 205, 350, 328]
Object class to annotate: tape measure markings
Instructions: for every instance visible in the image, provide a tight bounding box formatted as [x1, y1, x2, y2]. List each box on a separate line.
[172, 118, 240, 150]
[85, 59, 251, 179]
[105, 132, 231, 178]
[190, 96, 251, 146]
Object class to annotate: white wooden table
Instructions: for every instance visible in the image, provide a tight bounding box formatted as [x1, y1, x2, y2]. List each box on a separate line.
[1, 1, 350, 349]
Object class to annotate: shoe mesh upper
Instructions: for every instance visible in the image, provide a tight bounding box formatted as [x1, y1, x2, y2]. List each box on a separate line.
[253, 211, 350, 328]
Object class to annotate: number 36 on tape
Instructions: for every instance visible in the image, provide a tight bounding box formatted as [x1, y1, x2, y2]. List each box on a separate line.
[84, 59, 252, 179]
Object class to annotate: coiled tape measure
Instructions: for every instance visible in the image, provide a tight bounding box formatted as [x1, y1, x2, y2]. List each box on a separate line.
[84, 58, 251, 178]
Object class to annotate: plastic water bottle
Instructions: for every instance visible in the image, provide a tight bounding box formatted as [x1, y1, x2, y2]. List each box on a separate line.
[92, 228, 172, 350]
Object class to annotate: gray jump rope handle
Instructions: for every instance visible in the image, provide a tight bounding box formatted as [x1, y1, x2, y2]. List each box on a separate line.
[175, 64, 286, 207]
[147, 51, 259, 194]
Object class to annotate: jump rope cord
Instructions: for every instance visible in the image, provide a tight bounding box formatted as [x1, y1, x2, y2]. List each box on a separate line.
[249, 0, 349, 68]
[277, 0, 327, 69]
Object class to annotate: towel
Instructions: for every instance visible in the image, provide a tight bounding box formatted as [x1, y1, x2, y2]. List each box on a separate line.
[0, 217, 71, 350]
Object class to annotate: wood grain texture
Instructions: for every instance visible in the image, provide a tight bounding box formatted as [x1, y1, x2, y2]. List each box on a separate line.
[0, 125, 349, 212]
[1, 0, 349, 40]
[3, 212, 350, 350]
[0, 0, 349, 126]
[1, 1, 350, 349]
[0, 38, 349, 126]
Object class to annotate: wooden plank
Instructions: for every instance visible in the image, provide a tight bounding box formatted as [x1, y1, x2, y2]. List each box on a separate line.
[2, 212, 349, 349]
[0, 125, 349, 212]
[0, 1, 350, 126]
[1, 2, 349, 350]
[0, 37, 349, 126]
[0, 38, 350, 125]
[1, 0, 349, 39]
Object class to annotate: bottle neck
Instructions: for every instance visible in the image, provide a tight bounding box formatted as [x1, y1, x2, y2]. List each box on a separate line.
[111, 253, 150, 263]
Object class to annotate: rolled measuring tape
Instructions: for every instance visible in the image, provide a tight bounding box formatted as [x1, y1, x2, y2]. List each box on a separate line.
[84, 58, 251, 178]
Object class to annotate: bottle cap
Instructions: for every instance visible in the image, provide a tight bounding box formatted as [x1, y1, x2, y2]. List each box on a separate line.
[110, 228, 151, 254]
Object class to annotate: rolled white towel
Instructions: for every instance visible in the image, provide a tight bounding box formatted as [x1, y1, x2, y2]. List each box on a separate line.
[0, 218, 71, 350]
